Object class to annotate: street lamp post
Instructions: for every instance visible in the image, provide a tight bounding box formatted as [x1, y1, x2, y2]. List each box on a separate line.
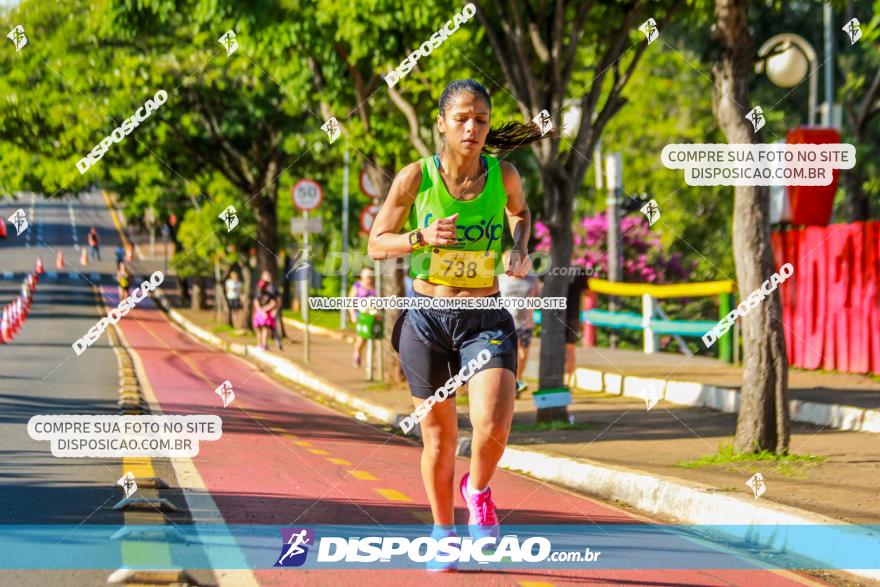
[755, 33, 818, 125]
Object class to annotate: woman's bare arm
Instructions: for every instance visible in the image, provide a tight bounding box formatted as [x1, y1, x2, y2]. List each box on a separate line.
[501, 161, 532, 277]
[367, 163, 422, 261]
[367, 162, 459, 260]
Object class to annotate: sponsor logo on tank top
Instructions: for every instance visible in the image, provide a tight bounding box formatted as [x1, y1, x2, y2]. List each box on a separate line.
[423, 213, 503, 252]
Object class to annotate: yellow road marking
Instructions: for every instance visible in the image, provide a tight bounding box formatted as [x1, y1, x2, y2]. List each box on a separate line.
[308, 448, 330, 455]
[375, 488, 411, 502]
[102, 190, 130, 249]
[517, 582, 556, 587]
[347, 470, 377, 481]
[123, 457, 155, 479]
[294, 440, 312, 447]
[327, 457, 352, 466]
[409, 510, 435, 524]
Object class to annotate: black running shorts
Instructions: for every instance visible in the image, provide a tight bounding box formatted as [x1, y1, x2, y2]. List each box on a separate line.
[391, 292, 517, 399]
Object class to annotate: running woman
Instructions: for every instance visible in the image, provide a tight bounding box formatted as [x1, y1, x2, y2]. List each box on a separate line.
[368, 79, 553, 571]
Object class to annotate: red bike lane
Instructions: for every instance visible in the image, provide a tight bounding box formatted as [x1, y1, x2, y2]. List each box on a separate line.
[108, 289, 821, 587]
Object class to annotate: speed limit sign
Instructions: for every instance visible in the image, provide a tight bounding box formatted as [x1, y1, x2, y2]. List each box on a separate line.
[359, 203, 382, 233]
[292, 179, 323, 212]
[359, 169, 381, 199]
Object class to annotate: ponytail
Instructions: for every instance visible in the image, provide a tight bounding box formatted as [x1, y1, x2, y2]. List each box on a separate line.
[439, 79, 557, 157]
[484, 120, 557, 156]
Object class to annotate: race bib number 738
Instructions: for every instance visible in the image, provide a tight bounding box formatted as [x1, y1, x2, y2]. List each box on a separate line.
[427, 248, 495, 288]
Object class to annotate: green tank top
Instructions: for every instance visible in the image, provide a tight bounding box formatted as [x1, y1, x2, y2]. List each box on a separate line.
[406, 154, 507, 284]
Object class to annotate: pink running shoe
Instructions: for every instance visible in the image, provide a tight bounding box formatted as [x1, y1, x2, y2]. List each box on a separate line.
[459, 473, 500, 541]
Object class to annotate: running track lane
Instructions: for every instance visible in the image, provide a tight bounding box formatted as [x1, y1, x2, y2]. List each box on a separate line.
[108, 289, 823, 587]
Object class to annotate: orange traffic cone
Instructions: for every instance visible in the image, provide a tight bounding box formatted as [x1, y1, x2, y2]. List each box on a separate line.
[11, 301, 19, 335]
[0, 308, 8, 344]
[80, 248, 89, 266]
[56, 250, 64, 269]
[35, 256, 44, 277]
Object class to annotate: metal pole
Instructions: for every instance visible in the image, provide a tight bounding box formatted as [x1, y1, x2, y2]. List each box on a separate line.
[376, 259, 384, 383]
[605, 153, 622, 350]
[641, 293, 657, 354]
[303, 211, 310, 363]
[822, 2, 834, 126]
[809, 62, 818, 126]
[719, 292, 733, 363]
[341, 149, 350, 329]
[162, 229, 168, 275]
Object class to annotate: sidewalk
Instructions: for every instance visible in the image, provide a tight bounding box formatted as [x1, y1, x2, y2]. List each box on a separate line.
[164, 298, 880, 529]
[550, 342, 880, 410]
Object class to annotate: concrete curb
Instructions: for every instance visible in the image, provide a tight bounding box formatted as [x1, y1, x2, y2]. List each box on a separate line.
[499, 447, 880, 582]
[574, 366, 880, 434]
[152, 291, 407, 432]
[152, 291, 878, 582]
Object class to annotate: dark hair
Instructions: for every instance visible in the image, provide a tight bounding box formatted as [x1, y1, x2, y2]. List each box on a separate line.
[438, 79, 557, 156]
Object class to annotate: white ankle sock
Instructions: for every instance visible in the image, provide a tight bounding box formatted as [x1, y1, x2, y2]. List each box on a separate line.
[467, 481, 488, 496]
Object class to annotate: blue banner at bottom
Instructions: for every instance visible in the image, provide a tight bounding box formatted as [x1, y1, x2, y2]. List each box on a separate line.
[0, 524, 876, 571]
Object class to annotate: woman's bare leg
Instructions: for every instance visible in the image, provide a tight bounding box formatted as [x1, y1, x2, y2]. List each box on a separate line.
[414, 396, 458, 525]
[467, 368, 515, 490]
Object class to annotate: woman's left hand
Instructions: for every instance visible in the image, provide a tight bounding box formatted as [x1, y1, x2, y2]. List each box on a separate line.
[505, 248, 531, 277]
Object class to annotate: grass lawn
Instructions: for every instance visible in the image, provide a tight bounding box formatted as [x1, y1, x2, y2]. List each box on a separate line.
[283, 309, 347, 330]
[676, 443, 825, 477]
[510, 420, 591, 433]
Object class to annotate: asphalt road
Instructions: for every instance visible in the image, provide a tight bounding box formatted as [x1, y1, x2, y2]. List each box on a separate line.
[0, 192, 193, 585]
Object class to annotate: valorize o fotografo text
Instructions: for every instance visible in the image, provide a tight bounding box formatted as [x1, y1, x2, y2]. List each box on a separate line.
[310, 296, 566, 311]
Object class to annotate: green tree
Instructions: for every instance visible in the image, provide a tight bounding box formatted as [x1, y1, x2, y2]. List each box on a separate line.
[473, 0, 685, 420]
[712, 0, 789, 453]
[839, 0, 880, 220]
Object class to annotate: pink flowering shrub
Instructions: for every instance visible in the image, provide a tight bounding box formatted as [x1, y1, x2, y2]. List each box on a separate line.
[534, 213, 694, 283]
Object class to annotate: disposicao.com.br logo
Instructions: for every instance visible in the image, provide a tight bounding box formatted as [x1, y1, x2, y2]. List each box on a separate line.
[274, 530, 555, 567]
[275, 528, 315, 567]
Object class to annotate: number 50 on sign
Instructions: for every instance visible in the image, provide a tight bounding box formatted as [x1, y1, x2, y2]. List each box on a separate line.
[292, 179, 323, 212]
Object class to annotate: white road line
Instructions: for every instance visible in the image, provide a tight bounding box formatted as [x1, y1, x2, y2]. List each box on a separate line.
[26, 192, 36, 248]
[113, 313, 258, 587]
[68, 197, 80, 251]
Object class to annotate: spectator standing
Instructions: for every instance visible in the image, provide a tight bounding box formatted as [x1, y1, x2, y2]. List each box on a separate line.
[264, 272, 285, 350]
[87, 227, 101, 261]
[252, 273, 277, 351]
[499, 259, 540, 397]
[115, 261, 130, 302]
[348, 268, 376, 367]
[225, 269, 243, 330]
[564, 266, 589, 388]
